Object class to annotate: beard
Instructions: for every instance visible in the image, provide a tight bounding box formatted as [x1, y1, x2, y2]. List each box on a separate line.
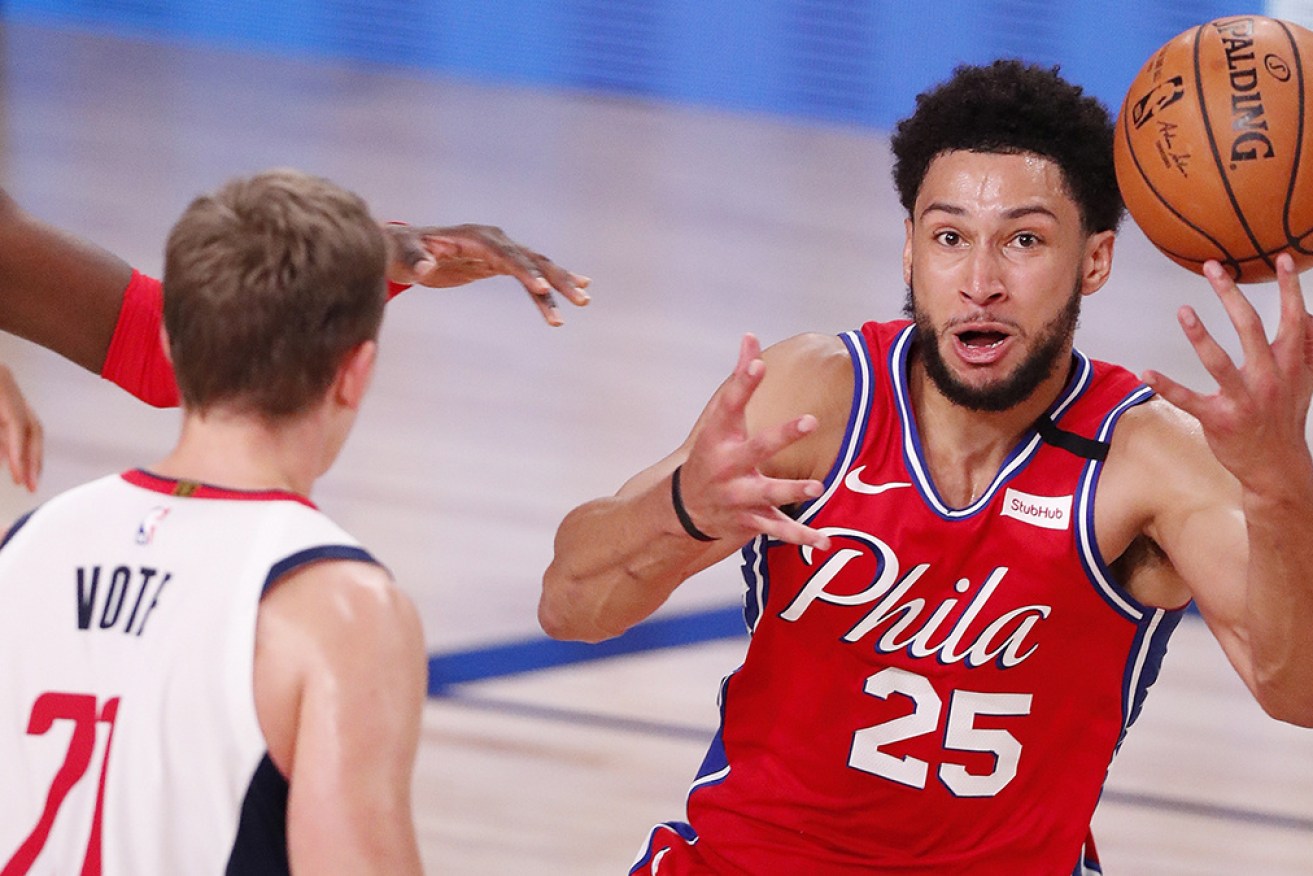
[902, 276, 1082, 413]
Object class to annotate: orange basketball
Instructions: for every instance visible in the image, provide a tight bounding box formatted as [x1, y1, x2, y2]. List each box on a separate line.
[1114, 15, 1313, 283]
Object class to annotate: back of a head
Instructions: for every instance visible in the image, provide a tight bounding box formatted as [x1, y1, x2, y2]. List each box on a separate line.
[163, 169, 387, 419]
[890, 59, 1124, 235]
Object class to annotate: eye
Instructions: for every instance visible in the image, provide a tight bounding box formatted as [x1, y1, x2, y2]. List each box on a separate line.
[934, 230, 962, 247]
[1013, 232, 1040, 248]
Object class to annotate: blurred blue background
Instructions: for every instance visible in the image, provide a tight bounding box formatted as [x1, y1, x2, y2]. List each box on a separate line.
[2, 0, 1294, 131]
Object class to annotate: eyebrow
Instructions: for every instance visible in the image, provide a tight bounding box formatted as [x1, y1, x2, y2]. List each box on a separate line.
[918, 202, 1060, 222]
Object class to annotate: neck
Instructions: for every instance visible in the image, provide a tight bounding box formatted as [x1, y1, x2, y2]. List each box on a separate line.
[151, 407, 330, 498]
[907, 348, 1073, 506]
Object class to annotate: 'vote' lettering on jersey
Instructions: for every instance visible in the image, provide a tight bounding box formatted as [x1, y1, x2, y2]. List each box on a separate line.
[75, 564, 172, 637]
[779, 527, 1051, 669]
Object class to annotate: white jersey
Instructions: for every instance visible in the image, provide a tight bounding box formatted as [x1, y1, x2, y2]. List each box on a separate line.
[0, 469, 379, 875]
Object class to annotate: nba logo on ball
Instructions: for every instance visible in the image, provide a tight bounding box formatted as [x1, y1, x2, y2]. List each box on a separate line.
[1114, 15, 1313, 283]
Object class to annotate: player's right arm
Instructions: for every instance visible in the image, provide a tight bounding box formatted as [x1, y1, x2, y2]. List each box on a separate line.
[0, 186, 591, 410]
[254, 559, 427, 874]
[0, 186, 136, 373]
[539, 333, 847, 643]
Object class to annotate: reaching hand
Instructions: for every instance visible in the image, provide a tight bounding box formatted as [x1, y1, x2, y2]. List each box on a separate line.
[674, 334, 831, 550]
[382, 223, 591, 326]
[1144, 254, 1313, 494]
[0, 364, 41, 492]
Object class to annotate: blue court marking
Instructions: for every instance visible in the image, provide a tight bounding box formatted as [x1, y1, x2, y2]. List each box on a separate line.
[426, 603, 746, 695]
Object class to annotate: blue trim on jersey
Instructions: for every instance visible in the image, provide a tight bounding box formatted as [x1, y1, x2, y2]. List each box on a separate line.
[740, 535, 770, 633]
[1073, 384, 1157, 621]
[1118, 607, 1184, 746]
[795, 329, 872, 527]
[688, 674, 733, 791]
[225, 753, 290, 876]
[890, 327, 1095, 520]
[629, 821, 700, 875]
[262, 545, 379, 594]
[741, 328, 872, 635]
[0, 509, 35, 552]
[1071, 840, 1104, 875]
[1061, 381, 1187, 744]
[641, 672, 731, 873]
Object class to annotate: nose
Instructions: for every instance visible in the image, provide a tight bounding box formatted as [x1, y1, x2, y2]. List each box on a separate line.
[962, 247, 1007, 306]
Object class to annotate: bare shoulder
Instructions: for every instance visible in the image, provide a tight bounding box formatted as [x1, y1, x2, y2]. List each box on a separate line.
[1098, 395, 1239, 556]
[1109, 395, 1225, 479]
[753, 332, 853, 481]
[261, 559, 423, 649]
[254, 559, 426, 772]
[761, 330, 848, 362]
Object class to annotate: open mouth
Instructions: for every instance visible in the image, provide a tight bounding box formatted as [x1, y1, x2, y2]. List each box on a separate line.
[957, 329, 1008, 349]
[951, 324, 1014, 365]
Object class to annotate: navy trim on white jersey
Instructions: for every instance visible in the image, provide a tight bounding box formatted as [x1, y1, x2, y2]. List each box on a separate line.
[0, 509, 35, 552]
[262, 545, 380, 594]
[225, 754, 290, 876]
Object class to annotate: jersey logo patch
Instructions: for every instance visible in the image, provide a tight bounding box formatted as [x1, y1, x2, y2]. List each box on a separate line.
[136, 505, 171, 545]
[843, 466, 912, 496]
[1000, 488, 1071, 531]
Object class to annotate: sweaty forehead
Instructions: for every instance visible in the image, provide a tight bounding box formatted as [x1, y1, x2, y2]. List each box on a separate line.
[915, 150, 1077, 220]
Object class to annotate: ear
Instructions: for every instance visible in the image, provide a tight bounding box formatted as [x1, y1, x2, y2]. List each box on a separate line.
[1079, 230, 1116, 297]
[332, 341, 378, 411]
[902, 217, 914, 287]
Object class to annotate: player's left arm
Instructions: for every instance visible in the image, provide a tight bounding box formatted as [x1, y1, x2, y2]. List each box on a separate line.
[255, 559, 427, 874]
[1142, 254, 1313, 727]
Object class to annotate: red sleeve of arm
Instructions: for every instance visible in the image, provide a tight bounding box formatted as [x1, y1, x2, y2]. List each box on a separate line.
[99, 270, 180, 408]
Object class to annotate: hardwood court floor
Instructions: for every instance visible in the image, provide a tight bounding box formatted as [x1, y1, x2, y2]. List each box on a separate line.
[0, 20, 1309, 875]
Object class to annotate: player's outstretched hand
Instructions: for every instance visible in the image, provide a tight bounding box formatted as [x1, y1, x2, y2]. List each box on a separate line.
[1144, 254, 1313, 493]
[675, 334, 831, 551]
[383, 223, 591, 326]
[0, 364, 41, 492]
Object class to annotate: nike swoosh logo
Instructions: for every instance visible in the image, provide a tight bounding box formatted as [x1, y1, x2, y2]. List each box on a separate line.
[843, 466, 912, 495]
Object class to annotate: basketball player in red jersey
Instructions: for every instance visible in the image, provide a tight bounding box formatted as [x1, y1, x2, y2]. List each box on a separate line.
[541, 60, 1313, 873]
[0, 183, 590, 489]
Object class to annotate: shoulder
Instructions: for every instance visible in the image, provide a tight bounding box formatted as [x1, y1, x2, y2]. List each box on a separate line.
[751, 332, 855, 481]
[1109, 395, 1215, 471]
[254, 559, 425, 773]
[1098, 395, 1238, 552]
[756, 331, 852, 407]
[260, 559, 422, 658]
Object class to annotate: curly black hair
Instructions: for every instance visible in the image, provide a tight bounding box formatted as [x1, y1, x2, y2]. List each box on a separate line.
[890, 59, 1124, 234]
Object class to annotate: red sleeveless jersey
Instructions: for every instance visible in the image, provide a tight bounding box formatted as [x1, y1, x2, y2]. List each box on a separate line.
[633, 321, 1184, 875]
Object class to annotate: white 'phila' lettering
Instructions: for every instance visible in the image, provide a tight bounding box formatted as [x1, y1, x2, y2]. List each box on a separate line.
[779, 527, 1051, 668]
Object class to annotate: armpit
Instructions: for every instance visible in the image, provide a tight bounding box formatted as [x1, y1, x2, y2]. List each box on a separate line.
[1111, 534, 1191, 609]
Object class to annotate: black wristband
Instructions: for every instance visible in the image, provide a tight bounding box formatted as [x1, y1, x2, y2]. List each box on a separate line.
[670, 465, 718, 542]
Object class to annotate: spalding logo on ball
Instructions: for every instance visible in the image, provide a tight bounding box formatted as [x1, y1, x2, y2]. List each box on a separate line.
[1114, 14, 1313, 283]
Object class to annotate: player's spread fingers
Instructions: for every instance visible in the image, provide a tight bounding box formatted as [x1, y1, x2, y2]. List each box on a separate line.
[1142, 369, 1206, 418]
[1177, 306, 1247, 394]
[1203, 261, 1276, 367]
[744, 414, 817, 464]
[757, 476, 823, 509]
[754, 509, 830, 551]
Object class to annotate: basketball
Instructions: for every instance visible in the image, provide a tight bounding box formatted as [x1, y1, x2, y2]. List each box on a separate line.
[1113, 15, 1313, 283]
